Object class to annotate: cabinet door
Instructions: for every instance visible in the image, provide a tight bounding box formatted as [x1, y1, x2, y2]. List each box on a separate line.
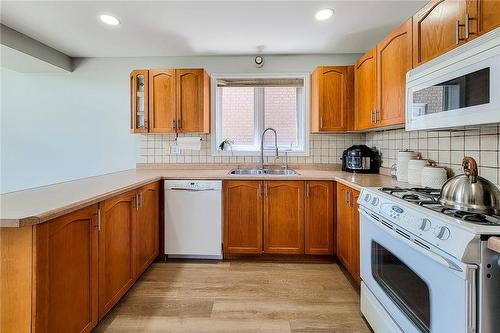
[354, 49, 377, 130]
[98, 191, 136, 319]
[149, 69, 177, 133]
[264, 181, 305, 254]
[176, 69, 210, 133]
[349, 190, 361, 285]
[135, 182, 159, 277]
[310, 66, 354, 132]
[305, 181, 334, 255]
[476, 0, 500, 35]
[377, 19, 412, 127]
[223, 181, 263, 254]
[336, 183, 351, 268]
[130, 70, 149, 133]
[413, 0, 466, 66]
[34, 205, 99, 333]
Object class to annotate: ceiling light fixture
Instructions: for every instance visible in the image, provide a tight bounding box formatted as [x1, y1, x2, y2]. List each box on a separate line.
[100, 14, 120, 26]
[315, 8, 334, 21]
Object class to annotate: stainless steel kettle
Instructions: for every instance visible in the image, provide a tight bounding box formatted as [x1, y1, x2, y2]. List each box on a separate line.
[439, 157, 500, 215]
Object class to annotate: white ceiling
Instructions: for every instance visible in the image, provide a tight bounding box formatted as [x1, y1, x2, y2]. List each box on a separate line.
[0, 1, 425, 58]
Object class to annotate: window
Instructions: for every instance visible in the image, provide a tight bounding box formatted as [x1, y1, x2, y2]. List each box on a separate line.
[213, 74, 309, 155]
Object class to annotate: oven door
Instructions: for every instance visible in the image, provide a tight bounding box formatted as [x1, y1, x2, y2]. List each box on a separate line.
[360, 208, 477, 333]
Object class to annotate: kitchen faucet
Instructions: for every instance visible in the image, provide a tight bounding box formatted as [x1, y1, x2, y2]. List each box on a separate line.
[260, 128, 279, 170]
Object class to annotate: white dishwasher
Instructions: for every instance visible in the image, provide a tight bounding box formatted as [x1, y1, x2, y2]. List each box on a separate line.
[164, 180, 222, 259]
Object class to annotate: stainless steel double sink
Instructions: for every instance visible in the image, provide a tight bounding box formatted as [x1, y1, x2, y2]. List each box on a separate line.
[228, 168, 298, 176]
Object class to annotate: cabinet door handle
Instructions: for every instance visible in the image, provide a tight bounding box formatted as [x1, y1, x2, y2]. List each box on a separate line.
[135, 193, 140, 211]
[456, 20, 466, 44]
[139, 192, 143, 208]
[97, 208, 101, 231]
[465, 13, 475, 39]
[320, 116, 323, 129]
[306, 183, 310, 197]
[265, 183, 269, 197]
[346, 190, 350, 205]
[371, 110, 375, 124]
[172, 120, 177, 129]
[376, 109, 380, 123]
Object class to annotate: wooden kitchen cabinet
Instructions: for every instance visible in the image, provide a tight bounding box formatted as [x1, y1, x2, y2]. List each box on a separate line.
[264, 181, 305, 254]
[176, 68, 210, 133]
[336, 183, 361, 284]
[223, 181, 263, 254]
[354, 48, 377, 131]
[130, 70, 149, 133]
[149, 69, 177, 133]
[310, 66, 354, 132]
[305, 181, 334, 255]
[134, 182, 160, 277]
[475, 0, 500, 35]
[0, 205, 99, 333]
[133, 68, 210, 133]
[98, 190, 136, 319]
[376, 19, 412, 127]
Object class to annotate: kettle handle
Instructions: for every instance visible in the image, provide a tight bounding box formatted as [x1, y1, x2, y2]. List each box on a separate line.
[462, 157, 478, 182]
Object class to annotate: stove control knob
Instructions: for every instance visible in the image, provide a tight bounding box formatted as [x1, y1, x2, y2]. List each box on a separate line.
[434, 226, 451, 240]
[419, 218, 432, 231]
[371, 197, 379, 206]
[364, 193, 371, 202]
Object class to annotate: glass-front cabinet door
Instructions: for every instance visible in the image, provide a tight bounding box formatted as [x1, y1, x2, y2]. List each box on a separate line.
[130, 70, 149, 133]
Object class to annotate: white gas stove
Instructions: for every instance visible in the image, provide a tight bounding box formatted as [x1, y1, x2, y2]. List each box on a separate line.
[358, 187, 500, 333]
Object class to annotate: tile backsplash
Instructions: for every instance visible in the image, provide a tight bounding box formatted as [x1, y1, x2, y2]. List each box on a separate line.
[137, 124, 500, 186]
[137, 133, 365, 166]
[365, 124, 500, 186]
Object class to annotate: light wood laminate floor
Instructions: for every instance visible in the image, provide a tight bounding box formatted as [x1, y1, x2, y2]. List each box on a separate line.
[94, 261, 372, 333]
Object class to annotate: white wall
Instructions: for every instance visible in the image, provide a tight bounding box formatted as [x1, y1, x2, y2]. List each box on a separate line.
[0, 54, 360, 193]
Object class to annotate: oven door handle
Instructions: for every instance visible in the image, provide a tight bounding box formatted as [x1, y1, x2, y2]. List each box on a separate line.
[360, 208, 465, 273]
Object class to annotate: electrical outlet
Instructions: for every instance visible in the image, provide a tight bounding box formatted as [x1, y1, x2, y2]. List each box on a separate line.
[171, 145, 180, 155]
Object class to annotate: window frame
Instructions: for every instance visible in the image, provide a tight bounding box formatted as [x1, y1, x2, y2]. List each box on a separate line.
[211, 73, 310, 156]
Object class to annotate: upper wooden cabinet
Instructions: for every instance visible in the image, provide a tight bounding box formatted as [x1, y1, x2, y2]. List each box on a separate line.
[305, 181, 334, 255]
[336, 183, 361, 284]
[176, 69, 210, 133]
[149, 69, 177, 133]
[130, 70, 149, 133]
[264, 181, 305, 254]
[377, 19, 413, 127]
[354, 49, 377, 131]
[131, 68, 210, 134]
[412, 0, 499, 67]
[311, 66, 354, 132]
[223, 181, 263, 254]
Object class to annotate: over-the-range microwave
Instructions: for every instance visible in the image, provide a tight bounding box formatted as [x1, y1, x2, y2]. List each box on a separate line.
[406, 28, 500, 131]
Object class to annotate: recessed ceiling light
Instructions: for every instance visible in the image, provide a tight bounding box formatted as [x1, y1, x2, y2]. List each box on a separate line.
[315, 8, 334, 21]
[100, 14, 120, 26]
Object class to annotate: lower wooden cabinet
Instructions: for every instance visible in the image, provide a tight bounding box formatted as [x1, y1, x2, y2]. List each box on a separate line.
[305, 181, 334, 255]
[35, 205, 99, 333]
[134, 182, 160, 276]
[336, 183, 361, 284]
[223, 181, 263, 254]
[264, 181, 305, 254]
[223, 180, 334, 256]
[0, 181, 160, 333]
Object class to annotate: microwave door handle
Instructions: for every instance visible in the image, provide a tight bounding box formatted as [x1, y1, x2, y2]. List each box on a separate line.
[360, 208, 464, 272]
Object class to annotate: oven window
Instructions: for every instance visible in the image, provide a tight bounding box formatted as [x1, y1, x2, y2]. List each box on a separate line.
[372, 241, 430, 333]
[411, 67, 490, 118]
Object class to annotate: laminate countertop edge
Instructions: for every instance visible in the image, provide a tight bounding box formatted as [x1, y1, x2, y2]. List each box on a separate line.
[1, 169, 406, 228]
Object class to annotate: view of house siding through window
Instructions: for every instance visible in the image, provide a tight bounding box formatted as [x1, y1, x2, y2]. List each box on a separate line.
[219, 82, 303, 152]
[264, 87, 298, 147]
[221, 87, 255, 146]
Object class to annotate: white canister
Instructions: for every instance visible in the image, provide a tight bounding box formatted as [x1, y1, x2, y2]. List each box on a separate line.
[396, 150, 417, 182]
[421, 165, 448, 189]
[407, 158, 429, 185]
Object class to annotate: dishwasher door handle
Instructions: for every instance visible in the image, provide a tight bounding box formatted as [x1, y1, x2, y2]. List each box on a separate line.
[168, 188, 216, 192]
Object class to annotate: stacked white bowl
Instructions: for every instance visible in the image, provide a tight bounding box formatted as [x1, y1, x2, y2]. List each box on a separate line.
[396, 151, 417, 182]
[407, 158, 429, 185]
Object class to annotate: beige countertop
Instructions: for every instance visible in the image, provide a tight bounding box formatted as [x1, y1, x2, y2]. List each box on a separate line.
[0, 168, 407, 228]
